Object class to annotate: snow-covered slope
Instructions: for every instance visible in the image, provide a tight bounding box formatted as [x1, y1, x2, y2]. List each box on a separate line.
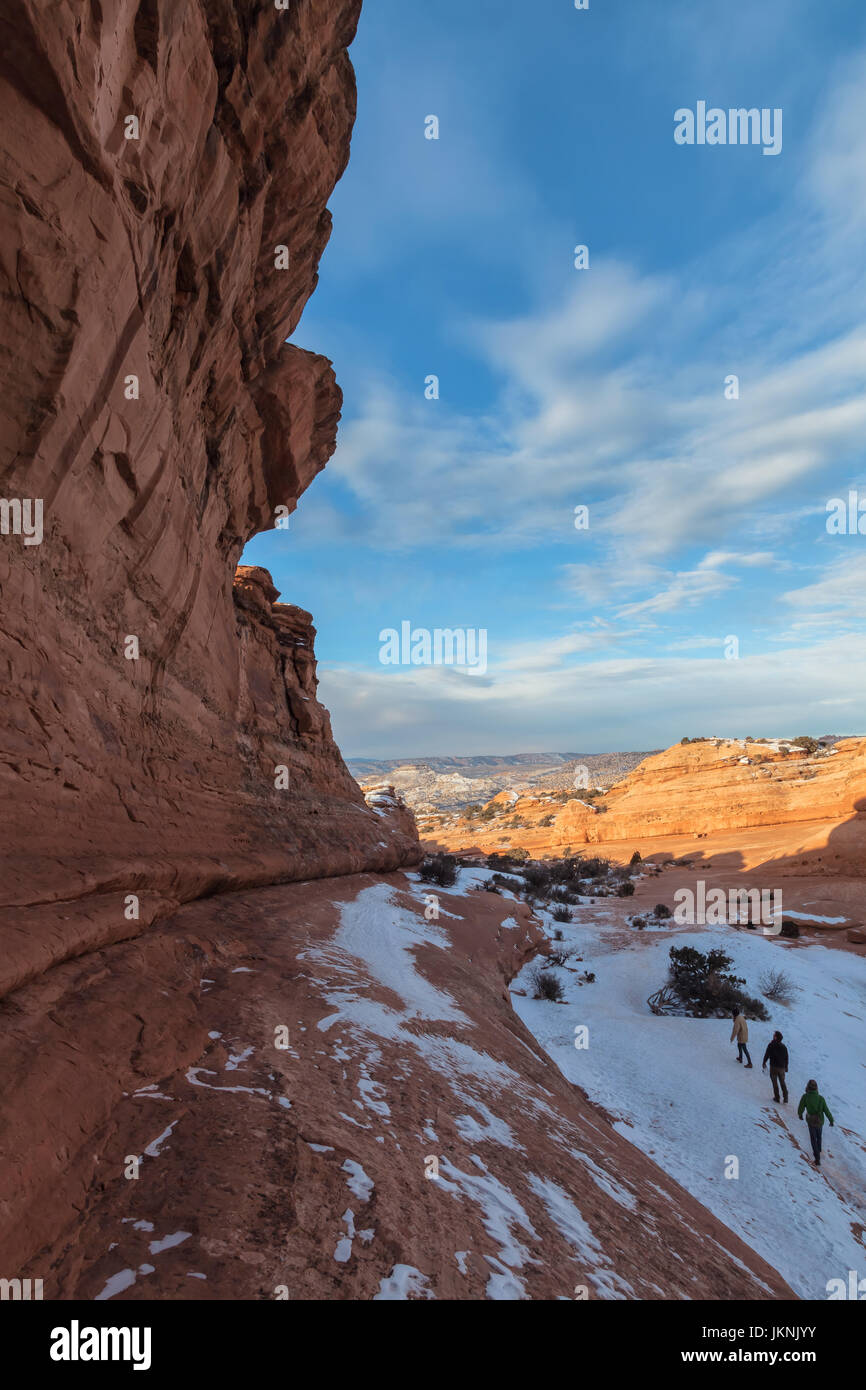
[507, 889, 866, 1299]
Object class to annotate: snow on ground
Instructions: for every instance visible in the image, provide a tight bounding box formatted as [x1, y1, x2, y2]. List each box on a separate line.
[374, 1264, 436, 1299]
[304, 879, 598, 1295]
[149, 1231, 191, 1255]
[506, 888, 866, 1299]
[143, 1121, 179, 1158]
[342, 1158, 374, 1202]
[300, 870, 864, 1297]
[307, 882, 467, 1038]
[526, 1173, 635, 1299]
[784, 911, 848, 924]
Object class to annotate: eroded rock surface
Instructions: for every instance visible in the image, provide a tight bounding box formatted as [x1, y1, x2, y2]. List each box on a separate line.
[0, 0, 418, 997]
[1, 871, 793, 1300]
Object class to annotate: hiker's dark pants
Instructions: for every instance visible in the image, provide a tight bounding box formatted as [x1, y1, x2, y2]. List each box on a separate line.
[737, 1041, 752, 1064]
[770, 1066, 788, 1101]
[807, 1122, 823, 1162]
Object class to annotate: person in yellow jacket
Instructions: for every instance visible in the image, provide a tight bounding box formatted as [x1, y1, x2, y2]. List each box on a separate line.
[730, 1009, 752, 1067]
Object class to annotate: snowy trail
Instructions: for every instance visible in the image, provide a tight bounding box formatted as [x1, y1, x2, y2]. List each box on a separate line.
[495, 877, 866, 1300]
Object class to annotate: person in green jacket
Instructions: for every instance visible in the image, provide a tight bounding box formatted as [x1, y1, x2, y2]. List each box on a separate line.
[797, 1079, 834, 1166]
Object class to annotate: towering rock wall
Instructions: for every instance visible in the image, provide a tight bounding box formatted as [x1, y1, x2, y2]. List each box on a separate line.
[0, 0, 418, 997]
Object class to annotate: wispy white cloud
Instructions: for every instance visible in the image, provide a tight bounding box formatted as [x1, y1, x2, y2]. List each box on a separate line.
[617, 567, 737, 618]
[781, 554, 866, 624]
[321, 634, 866, 757]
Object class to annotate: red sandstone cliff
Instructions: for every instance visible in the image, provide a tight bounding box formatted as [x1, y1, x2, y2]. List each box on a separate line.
[433, 737, 866, 865]
[0, 0, 419, 998]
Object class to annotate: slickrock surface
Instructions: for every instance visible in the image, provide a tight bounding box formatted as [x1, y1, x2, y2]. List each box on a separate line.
[432, 738, 866, 869]
[1, 871, 793, 1300]
[0, 0, 418, 996]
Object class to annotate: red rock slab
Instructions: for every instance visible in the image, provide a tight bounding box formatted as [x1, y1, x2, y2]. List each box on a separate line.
[2, 872, 793, 1301]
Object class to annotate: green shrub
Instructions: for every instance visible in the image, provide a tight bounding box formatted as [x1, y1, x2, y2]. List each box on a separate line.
[666, 945, 769, 1019]
[579, 856, 611, 879]
[418, 853, 458, 887]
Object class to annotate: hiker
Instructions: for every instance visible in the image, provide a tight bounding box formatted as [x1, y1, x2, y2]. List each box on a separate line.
[797, 1079, 834, 1167]
[730, 1009, 752, 1067]
[762, 1030, 789, 1102]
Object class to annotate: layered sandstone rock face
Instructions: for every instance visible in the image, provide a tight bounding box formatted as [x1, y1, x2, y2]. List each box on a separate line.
[432, 738, 866, 863]
[0, 0, 418, 997]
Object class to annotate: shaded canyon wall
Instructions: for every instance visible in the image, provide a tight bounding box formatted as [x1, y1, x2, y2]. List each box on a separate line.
[0, 0, 419, 999]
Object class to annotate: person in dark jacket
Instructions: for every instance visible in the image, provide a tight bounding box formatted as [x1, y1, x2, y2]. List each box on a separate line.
[762, 1031, 789, 1103]
[797, 1079, 834, 1166]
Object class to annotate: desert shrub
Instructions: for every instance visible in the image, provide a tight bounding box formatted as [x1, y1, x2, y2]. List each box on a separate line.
[579, 856, 611, 880]
[522, 861, 547, 895]
[528, 964, 565, 1002]
[580, 971, 596, 984]
[509, 847, 531, 863]
[792, 735, 820, 754]
[760, 968, 799, 1004]
[552, 905, 572, 922]
[483, 882, 501, 894]
[654, 903, 673, 919]
[539, 813, 555, 827]
[464, 804, 482, 819]
[478, 804, 497, 821]
[666, 945, 768, 1019]
[681, 736, 691, 744]
[418, 853, 458, 887]
[780, 919, 800, 939]
[630, 850, 642, 865]
[617, 881, 635, 897]
[490, 872, 522, 892]
[549, 943, 578, 967]
[647, 985, 678, 1013]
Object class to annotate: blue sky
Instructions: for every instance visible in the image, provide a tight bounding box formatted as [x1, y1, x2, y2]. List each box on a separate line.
[242, 0, 866, 757]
